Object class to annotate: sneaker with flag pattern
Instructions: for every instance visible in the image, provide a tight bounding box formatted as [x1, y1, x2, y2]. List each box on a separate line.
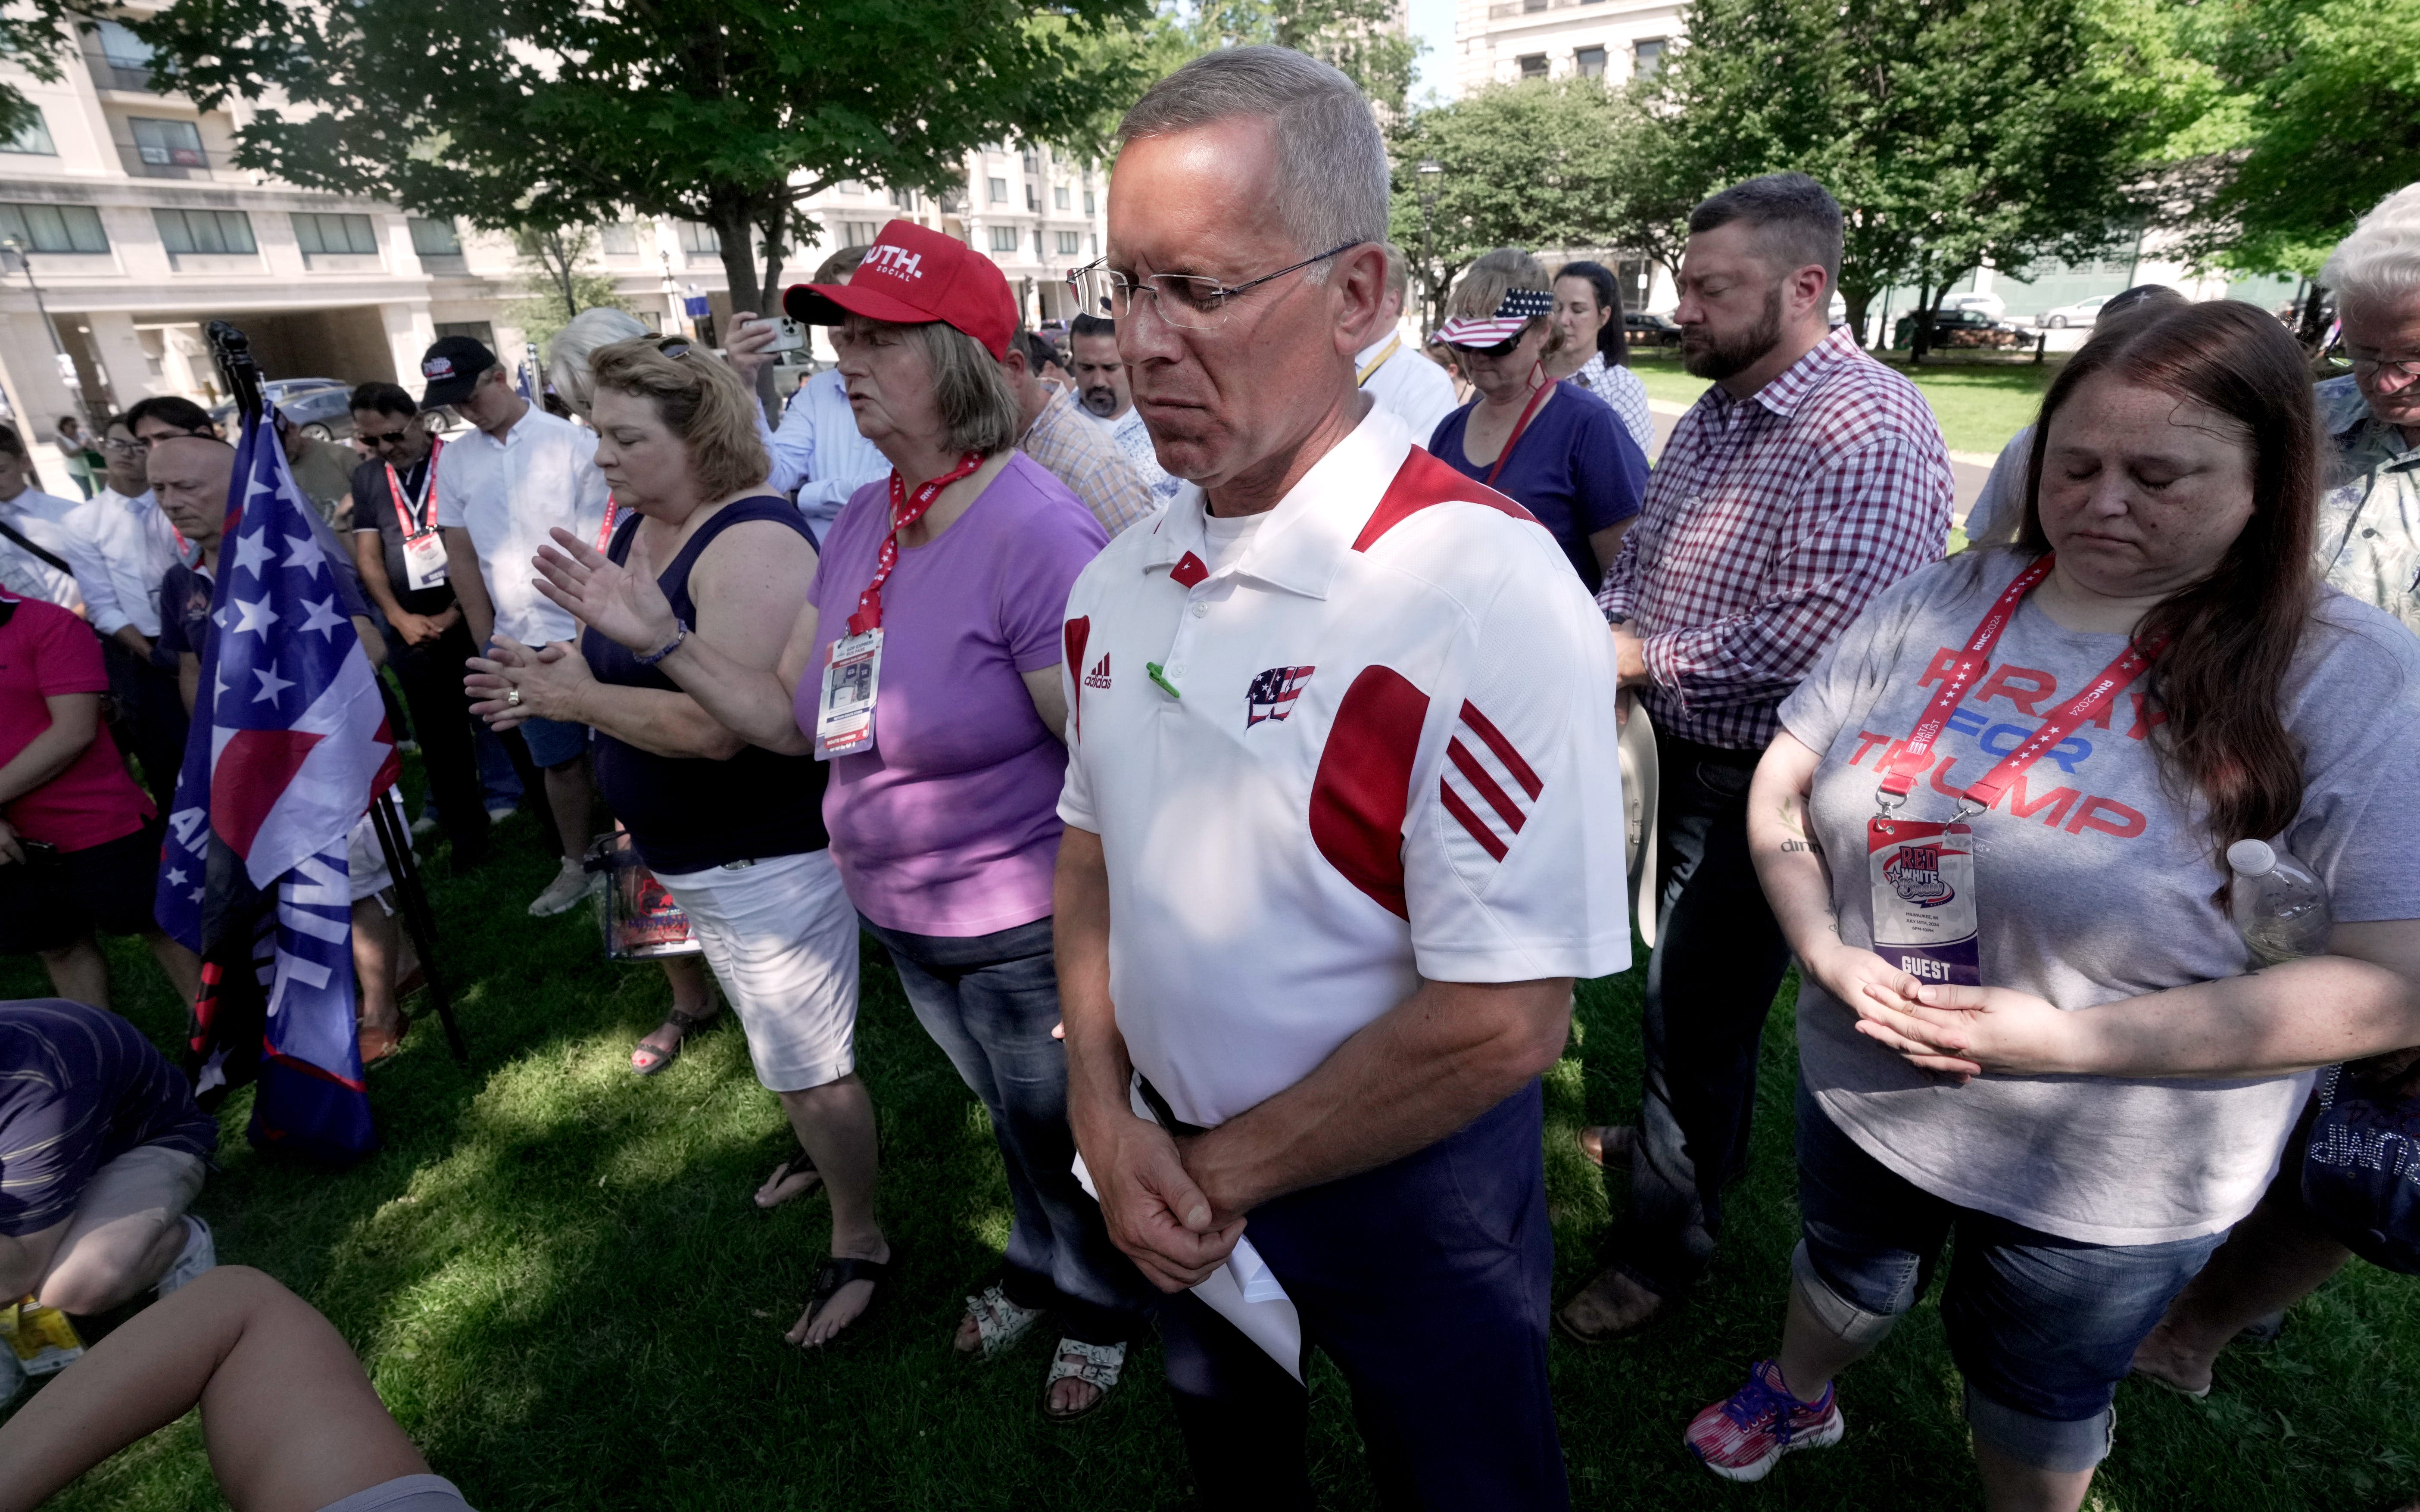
[1684, 1359, 1844, 1482]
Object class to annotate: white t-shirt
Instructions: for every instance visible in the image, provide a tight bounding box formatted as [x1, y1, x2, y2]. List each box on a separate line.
[1783, 549, 2420, 1243]
[1358, 333, 1460, 448]
[439, 407, 612, 646]
[1197, 508, 1264, 576]
[1058, 407, 1632, 1129]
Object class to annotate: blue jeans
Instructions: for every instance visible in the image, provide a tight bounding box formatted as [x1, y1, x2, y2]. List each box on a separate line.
[1793, 1080, 2227, 1471]
[864, 916, 1150, 1345]
[1157, 1082, 1567, 1512]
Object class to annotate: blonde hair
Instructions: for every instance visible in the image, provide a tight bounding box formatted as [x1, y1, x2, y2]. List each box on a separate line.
[2322, 181, 2420, 313]
[547, 308, 653, 419]
[1448, 247, 1559, 352]
[587, 338, 771, 500]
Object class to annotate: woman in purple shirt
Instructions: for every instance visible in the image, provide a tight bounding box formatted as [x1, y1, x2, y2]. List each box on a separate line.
[534, 220, 1145, 1421]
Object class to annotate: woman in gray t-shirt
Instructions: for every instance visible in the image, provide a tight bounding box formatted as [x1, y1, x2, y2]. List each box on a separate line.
[1680, 301, 2420, 1504]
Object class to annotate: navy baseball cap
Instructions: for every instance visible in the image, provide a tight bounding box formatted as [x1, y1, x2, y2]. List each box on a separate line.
[418, 335, 499, 409]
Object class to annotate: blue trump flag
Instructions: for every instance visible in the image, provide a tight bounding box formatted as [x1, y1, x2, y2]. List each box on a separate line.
[157, 412, 398, 1163]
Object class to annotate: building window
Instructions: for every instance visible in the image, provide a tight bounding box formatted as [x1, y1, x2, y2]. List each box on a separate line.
[1056, 230, 1081, 256]
[889, 186, 919, 212]
[1575, 45, 1607, 78]
[988, 224, 1019, 253]
[1034, 228, 1046, 259]
[837, 180, 863, 196]
[676, 220, 719, 254]
[410, 216, 463, 255]
[154, 206, 255, 256]
[988, 177, 1007, 203]
[1026, 184, 1041, 213]
[1, 112, 56, 156]
[0, 203, 107, 254]
[1518, 53, 1549, 80]
[293, 211, 379, 256]
[841, 219, 879, 246]
[1091, 231, 1099, 256]
[596, 220, 636, 255]
[96, 20, 156, 88]
[1083, 189, 1095, 215]
[1633, 37, 1668, 76]
[434, 320, 496, 349]
[1020, 147, 1039, 174]
[128, 117, 206, 168]
[1054, 184, 1070, 212]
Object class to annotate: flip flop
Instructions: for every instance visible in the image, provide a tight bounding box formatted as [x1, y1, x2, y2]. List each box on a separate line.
[755, 1151, 823, 1210]
[792, 1254, 890, 1348]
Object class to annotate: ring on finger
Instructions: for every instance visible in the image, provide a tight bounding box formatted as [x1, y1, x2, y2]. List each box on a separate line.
[506, 688, 522, 707]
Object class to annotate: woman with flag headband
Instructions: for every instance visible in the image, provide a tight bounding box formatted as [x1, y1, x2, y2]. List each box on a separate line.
[528, 218, 1151, 1417]
[1425, 249, 1647, 592]
[149, 406, 396, 1166]
[1679, 298, 2420, 1505]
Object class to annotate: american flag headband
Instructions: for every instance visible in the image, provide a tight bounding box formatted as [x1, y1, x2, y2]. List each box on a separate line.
[1435, 287, 1554, 349]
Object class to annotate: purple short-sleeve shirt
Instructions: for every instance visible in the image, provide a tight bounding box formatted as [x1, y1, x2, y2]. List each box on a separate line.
[801, 452, 1109, 936]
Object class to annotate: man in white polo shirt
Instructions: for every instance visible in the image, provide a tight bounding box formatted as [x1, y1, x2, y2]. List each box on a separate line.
[1057, 47, 1628, 1507]
[427, 335, 613, 916]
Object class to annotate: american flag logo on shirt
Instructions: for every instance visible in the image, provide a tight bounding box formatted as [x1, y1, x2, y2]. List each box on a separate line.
[1246, 664, 1315, 727]
[1439, 700, 1541, 862]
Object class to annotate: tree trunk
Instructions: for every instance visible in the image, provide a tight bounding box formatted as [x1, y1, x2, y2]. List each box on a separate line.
[709, 200, 785, 423]
[1840, 283, 1876, 349]
[1910, 275, 1933, 364]
[543, 231, 579, 321]
[2298, 281, 2330, 351]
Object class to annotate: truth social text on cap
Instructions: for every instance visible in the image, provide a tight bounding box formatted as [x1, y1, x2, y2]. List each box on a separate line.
[866, 246, 924, 281]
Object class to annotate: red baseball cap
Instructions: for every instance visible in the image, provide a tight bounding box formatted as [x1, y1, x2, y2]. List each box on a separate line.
[783, 218, 1016, 361]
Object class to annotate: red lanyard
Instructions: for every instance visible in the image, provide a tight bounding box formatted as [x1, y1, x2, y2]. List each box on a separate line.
[1876, 552, 2164, 813]
[848, 452, 984, 635]
[598, 493, 619, 554]
[387, 436, 443, 536]
[1484, 369, 1552, 488]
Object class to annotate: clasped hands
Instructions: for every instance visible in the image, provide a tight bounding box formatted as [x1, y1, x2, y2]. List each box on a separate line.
[1803, 941, 2077, 1083]
[464, 637, 589, 729]
[1077, 1106, 1249, 1295]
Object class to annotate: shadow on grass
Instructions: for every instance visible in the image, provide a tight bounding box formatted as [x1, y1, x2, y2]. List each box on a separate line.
[8, 834, 2420, 1509]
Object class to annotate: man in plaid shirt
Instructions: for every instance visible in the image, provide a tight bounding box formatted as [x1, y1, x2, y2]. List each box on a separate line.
[1560, 173, 1953, 1342]
[1000, 329, 1159, 536]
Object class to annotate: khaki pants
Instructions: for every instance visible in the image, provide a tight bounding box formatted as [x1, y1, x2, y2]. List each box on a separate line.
[41, 1143, 206, 1296]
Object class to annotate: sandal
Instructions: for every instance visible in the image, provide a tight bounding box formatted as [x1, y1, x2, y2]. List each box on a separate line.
[358, 1018, 407, 1066]
[630, 1005, 711, 1076]
[1042, 1338, 1126, 1423]
[959, 1283, 1046, 1358]
[1576, 1124, 1635, 1169]
[792, 1254, 890, 1347]
[754, 1150, 823, 1210]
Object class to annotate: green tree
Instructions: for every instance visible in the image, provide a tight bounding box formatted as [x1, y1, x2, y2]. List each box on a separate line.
[1653, 0, 2161, 349]
[1192, 0, 1422, 113]
[131, 0, 1150, 406]
[2152, 0, 2420, 282]
[1386, 79, 1687, 331]
[505, 227, 634, 353]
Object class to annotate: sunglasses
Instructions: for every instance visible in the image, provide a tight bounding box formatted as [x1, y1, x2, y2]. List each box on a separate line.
[1447, 336, 1523, 360]
[359, 427, 417, 447]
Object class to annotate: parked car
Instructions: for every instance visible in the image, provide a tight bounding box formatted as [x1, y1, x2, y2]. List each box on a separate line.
[2034, 295, 2111, 329]
[1625, 310, 1682, 347]
[1941, 291, 2008, 321]
[1893, 306, 2031, 350]
[261, 377, 348, 403]
[210, 384, 358, 442]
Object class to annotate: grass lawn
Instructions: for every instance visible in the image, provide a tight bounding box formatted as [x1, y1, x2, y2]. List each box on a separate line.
[6, 794, 2418, 1509]
[1629, 348, 2056, 457]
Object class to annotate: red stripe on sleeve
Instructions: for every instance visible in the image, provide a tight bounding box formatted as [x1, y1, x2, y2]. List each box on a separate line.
[1457, 700, 1542, 798]
[1445, 736, 1527, 834]
[1438, 779, 1509, 861]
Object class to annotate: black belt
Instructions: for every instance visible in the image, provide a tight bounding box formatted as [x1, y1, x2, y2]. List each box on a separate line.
[1135, 1074, 1207, 1138]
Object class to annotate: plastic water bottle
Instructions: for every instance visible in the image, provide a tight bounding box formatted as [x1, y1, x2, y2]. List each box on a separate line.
[2226, 839, 2332, 966]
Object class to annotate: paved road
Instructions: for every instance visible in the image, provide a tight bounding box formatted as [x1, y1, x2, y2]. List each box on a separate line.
[1646, 401, 1997, 523]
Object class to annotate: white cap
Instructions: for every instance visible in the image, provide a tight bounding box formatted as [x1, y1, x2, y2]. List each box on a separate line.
[2226, 838, 2277, 876]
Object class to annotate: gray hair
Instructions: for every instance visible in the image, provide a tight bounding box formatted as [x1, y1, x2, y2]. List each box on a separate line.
[546, 307, 653, 419]
[1117, 45, 1387, 280]
[1690, 172, 1844, 294]
[2322, 181, 2420, 313]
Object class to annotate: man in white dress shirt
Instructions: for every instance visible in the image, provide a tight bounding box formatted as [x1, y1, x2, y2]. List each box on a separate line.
[0, 425, 104, 616]
[428, 336, 614, 917]
[72, 413, 194, 811]
[1353, 245, 1460, 446]
[725, 244, 891, 538]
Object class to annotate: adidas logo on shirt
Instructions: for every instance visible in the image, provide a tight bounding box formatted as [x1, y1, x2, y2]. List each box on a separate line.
[1085, 653, 1113, 689]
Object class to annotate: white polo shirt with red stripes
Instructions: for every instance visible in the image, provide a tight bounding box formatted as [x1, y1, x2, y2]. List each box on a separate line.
[1057, 407, 1631, 1131]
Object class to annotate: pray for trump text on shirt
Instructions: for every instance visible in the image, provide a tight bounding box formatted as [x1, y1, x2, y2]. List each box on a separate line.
[1843, 646, 2171, 840]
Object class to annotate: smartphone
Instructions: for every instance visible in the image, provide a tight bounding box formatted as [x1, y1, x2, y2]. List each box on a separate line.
[758, 315, 808, 354]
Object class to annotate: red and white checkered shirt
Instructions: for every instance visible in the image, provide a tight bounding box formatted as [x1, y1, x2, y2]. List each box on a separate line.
[1597, 325, 1953, 750]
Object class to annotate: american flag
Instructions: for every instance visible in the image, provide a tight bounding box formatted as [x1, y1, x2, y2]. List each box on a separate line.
[156, 412, 397, 1162]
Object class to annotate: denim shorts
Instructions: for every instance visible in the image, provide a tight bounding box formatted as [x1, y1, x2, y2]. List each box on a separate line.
[1792, 1079, 2225, 1472]
[518, 714, 588, 770]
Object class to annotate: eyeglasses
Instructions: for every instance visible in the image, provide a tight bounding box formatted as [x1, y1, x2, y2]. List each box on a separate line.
[101, 437, 148, 455]
[657, 337, 694, 359]
[2351, 353, 2420, 381]
[1066, 242, 1362, 331]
